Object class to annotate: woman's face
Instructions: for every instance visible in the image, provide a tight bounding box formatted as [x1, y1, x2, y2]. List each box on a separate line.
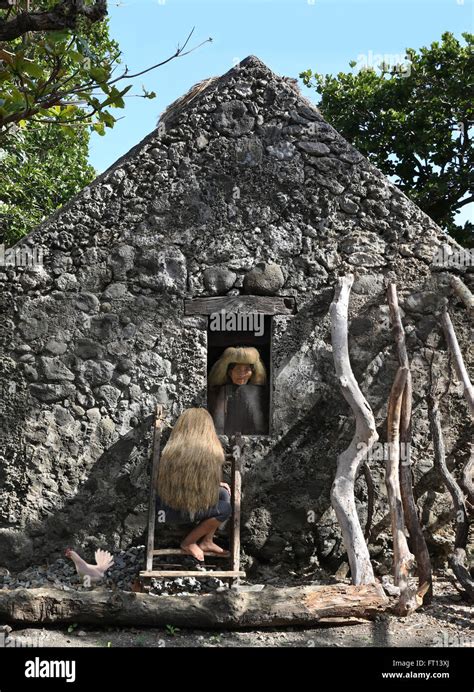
[229, 363, 253, 385]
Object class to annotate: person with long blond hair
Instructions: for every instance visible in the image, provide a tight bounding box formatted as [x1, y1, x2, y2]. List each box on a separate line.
[155, 407, 231, 562]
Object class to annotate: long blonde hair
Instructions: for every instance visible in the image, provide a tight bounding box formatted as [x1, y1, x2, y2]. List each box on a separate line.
[208, 346, 267, 387]
[156, 408, 225, 516]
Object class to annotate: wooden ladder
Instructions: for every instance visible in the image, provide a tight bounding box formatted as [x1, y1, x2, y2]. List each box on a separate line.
[140, 405, 246, 584]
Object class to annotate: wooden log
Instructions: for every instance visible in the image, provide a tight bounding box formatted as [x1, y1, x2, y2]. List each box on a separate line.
[440, 309, 474, 417]
[428, 390, 474, 602]
[386, 366, 415, 602]
[329, 274, 377, 585]
[184, 296, 296, 316]
[0, 583, 389, 628]
[387, 283, 432, 604]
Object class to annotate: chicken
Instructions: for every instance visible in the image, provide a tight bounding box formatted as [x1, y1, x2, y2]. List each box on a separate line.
[65, 547, 114, 585]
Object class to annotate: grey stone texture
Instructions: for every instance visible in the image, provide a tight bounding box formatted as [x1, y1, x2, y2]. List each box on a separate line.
[0, 56, 471, 575]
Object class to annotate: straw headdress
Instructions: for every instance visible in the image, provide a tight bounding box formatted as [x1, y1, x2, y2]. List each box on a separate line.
[208, 346, 267, 387]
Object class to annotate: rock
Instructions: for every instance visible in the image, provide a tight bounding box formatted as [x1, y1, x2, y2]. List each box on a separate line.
[203, 266, 237, 295]
[339, 198, 359, 214]
[403, 291, 445, 315]
[243, 262, 284, 295]
[38, 357, 75, 382]
[86, 408, 101, 423]
[75, 339, 103, 359]
[117, 358, 134, 373]
[352, 274, 384, 296]
[80, 360, 115, 386]
[30, 383, 75, 403]
[137, 248, 187, 293]
[214, 100, 255, 137]
[108, 245, 135, 280]
[196, 134, 208, 150]
[44, 340, 68, 355]
[297, 141, 330, 156]
[74, 293, 100, 314]
[235, 137, 263, 166]
[94, 385, 121, 408]
[103, 283, 130, 300]
[267, 141, 296, 160]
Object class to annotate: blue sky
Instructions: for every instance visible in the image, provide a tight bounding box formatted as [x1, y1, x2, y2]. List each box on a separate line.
[88, 0, 473, 224]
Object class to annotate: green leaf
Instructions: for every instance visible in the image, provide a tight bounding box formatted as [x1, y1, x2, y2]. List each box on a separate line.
[92, 121, 105, 136]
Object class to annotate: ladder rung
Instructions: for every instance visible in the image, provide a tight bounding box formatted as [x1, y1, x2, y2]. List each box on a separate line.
[152, 549, 229, 558]
[139, 570, 245, 578]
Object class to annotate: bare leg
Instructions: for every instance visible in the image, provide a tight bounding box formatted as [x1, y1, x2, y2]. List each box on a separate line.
[181, 518, 221, 561]
[199, 524, 230, 555]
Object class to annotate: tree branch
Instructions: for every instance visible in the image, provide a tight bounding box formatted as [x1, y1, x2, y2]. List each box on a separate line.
[0, 0, 107, 41]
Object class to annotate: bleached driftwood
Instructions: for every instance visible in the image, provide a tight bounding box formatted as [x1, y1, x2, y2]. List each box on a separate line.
[450, 275, 474, 317]
[0, 583, 389, 628]
[428, 390, 474, 602]
[387, 284, 432, 604]
[440, 309, 474, 417]
[386, 366, 415, 606]
[330, 274, 377, 585]
[462, 446, 474, 507]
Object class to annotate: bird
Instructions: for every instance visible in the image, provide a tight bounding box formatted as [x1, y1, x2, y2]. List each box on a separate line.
[65, 547, 114, 585]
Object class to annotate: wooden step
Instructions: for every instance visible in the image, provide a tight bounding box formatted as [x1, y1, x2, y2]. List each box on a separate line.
[152, 548, 229, 559]
[140, 570, 246, 578]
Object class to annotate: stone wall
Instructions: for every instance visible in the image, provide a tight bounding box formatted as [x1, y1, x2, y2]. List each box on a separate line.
[0, 56, 471, 575]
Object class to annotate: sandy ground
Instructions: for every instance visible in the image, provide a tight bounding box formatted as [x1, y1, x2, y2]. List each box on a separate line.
[2, 578, 472, 648]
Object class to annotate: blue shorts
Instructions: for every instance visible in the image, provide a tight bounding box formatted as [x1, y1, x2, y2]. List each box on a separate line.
[156, 487, 232, 523]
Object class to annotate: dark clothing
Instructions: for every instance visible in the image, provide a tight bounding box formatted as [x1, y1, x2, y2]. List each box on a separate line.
[156, 486, 232, 524]
[208, 384, 269, 435]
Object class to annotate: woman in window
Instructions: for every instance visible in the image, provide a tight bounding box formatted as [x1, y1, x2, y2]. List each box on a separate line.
[155, 407, 231, 562]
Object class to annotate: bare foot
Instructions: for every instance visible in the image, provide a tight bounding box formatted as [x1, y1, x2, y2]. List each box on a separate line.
[180, 542, 204, 561]
[198, 540, 230, 555]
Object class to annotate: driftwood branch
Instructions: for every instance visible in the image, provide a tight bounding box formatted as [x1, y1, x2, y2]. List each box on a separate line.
[428, 375, 474, 602]
[0, 584, 388, 628]
[440, 309, 474, 417]
[330, 274, 377, 585]
[387, 284, 432, 604]
[462, 445, 474, 507]
[450, 275, 474, 318]
[386, 366, 415, 609]
[0, 0, 107, 41]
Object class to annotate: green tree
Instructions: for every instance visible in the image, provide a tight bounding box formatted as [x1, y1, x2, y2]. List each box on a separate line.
[0, 1, 210, 244]
[301, 32, 473, 247]
[0, 114, 95, 245]
[0, 1, 209, 135]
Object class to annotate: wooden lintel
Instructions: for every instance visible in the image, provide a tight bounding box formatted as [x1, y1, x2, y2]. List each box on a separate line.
[184, 296, 296, 316]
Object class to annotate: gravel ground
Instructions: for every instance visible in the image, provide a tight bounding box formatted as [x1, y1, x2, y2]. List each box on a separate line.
[1, 577, 472, 648]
